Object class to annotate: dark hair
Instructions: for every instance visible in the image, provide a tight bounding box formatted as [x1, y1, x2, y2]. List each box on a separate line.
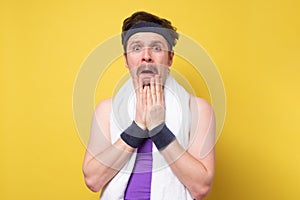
[122, 11, 179, 48]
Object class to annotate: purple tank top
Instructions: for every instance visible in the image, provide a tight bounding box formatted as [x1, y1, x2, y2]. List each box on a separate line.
[124, 138, 153, 200]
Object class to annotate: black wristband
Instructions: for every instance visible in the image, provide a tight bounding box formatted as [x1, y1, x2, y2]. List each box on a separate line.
[120, 121, 148, 148]
[149, 123, 176, 150]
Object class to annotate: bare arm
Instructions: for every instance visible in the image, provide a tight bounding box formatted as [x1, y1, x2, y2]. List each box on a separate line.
[143, 76, 215, 199]
[82, 99, 135, 192]
[161, 96, 216, 200]
[82, 78, 148, 192]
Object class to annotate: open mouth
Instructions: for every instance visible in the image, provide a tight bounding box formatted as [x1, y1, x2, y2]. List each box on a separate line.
[136, 64, 158, 87]
[141, 70, 155, 74]
[136, 64, 158, 76]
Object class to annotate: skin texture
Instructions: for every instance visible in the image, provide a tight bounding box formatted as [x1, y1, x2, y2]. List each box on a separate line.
[82, 32, 216, 200]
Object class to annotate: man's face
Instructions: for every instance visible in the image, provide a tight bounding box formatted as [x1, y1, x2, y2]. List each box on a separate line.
[124, 32, 174, 86]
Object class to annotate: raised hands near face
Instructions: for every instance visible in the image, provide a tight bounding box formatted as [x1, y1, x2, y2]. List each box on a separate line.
[134, 75, 165, 131]
[133, 76, 147, 130]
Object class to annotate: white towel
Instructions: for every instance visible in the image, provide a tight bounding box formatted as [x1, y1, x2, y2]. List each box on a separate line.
[100, 74, 193, 200]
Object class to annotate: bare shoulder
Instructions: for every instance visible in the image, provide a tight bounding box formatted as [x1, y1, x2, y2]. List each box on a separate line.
[83, 98, 113, 164]
[93, 98, 113, 139]
[189, 95, 216, 159]
[94, 98, 113, 115]
[190, 95, 213, 114]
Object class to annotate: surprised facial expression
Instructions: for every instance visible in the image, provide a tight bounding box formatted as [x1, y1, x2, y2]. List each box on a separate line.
[124, 32, 174, 86]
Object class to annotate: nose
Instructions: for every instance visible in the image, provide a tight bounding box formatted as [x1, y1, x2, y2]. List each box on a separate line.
[141, 47, 152, 63]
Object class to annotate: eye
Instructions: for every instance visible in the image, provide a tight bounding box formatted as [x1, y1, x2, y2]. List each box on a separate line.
[132, 45, 142, 51]
[152, 45, 161, 51]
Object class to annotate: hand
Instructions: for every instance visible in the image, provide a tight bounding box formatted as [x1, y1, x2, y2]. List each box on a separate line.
[146, 75, 165, 130]
[133, 76, 147, 130]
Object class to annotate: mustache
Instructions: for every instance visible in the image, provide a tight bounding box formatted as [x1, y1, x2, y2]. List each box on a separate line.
[136, 64, 158, 76]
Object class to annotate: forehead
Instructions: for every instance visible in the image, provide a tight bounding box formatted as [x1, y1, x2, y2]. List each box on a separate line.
[127, 32, 168, 45]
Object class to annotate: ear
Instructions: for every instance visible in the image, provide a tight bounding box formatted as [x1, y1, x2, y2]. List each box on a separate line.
[168, 51, 174, 66]
[123, 53, 129, 68]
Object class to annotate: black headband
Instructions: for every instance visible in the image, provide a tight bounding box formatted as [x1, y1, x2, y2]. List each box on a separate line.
[122, 22, 175, 51]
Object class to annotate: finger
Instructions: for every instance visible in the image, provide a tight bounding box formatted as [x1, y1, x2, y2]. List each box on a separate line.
[138, 77, 144, 105]
[150, 77, 156, 104]
[160, 76, 165, 107]
[146, 85, 152, 107]
[155, 75, 161, 103]
[142, 85, 147, 109]
[156, 75, 164, 104]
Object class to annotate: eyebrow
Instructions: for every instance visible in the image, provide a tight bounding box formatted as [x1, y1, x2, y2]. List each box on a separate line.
[127, 40, 143, 47]
[128, 40, 167, 48]
[151, 40, 167, 47]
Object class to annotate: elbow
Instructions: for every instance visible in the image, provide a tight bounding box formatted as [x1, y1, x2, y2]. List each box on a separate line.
[190, 175, 214, 200]
[84, 175, 103, 192]
[82, 167, 103, 192]
[191, 185, 212, 200]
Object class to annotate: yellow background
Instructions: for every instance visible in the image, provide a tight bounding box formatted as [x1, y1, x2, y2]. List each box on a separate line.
[1, 0, 299, 199]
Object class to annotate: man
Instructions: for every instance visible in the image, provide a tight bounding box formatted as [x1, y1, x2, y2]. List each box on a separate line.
[82, 11, 216, 200]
